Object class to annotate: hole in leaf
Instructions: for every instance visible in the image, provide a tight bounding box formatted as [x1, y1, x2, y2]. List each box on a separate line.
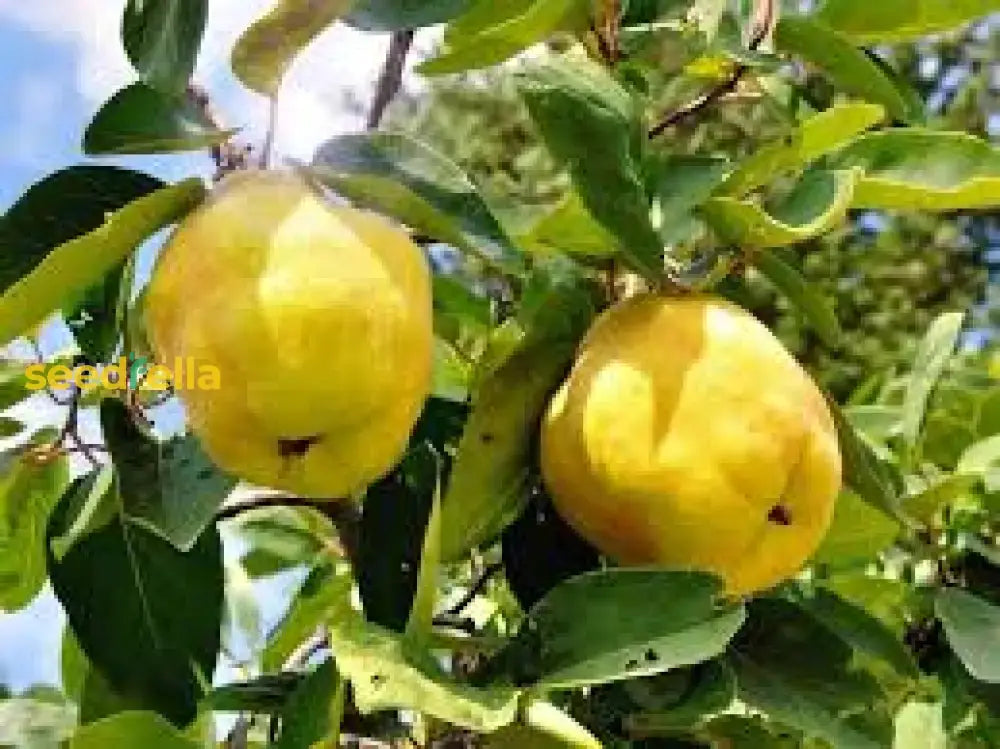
[645, 649, 659, 663]
[625, 658, 640, 670]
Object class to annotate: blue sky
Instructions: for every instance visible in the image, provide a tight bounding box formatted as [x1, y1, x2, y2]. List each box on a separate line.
[0, 0, 436, 694]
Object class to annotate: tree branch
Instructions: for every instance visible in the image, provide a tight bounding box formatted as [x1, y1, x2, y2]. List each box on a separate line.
[648, 0, 776, 138]
[444, 561, 504, 617]
[366, 29, 415, 131]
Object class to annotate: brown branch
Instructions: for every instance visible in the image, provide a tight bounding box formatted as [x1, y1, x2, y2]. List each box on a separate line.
[648, 0, 776, 139]
[366, 29, 415, 131]
[444, 561, 504, 617]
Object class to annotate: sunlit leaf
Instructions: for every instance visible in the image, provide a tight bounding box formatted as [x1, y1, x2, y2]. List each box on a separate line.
[703, 169, 857, 248]
[818, 0, 1000, 43]
[70, 711, 200, 749]
[232, 0, 356, 97]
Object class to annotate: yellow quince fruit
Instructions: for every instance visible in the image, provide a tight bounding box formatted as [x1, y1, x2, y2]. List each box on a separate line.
[145, 171, 433, 498]
[540, 294, 841, 595]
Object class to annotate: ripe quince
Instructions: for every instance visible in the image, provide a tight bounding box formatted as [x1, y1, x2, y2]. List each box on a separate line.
[146, 171, 433, 498]
[540, 295, 841, 595]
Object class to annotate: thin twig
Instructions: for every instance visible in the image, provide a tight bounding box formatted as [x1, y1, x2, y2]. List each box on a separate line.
[216, 493, 350, 522]
[648, 0, 776, 138]
[366, 29, 415, 131]
[444, 561, 504, 617]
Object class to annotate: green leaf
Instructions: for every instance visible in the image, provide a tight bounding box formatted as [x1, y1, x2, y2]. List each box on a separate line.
[46, 479, 224, 727]
[207, 673, 303, 713]
[0, 698, 77, 747]
[0, 166, 162, 294]
[732, 599, 889, 749]
[775, 17, 919, 123]
[274, 661, 345, 749]
[62, 629, 89, 703]
[622, 661, 736, 735]
[653, 154, 731, 246]
[311, 132, 523, 272]
[812, 490, 899, 568]
[901, 312, 964, 463]
[957, 434, 1000, 476]
[490, 699, 602, 749]
[101, 400, 235, 550]
[717, 101, 885, 197]
[237, 508, 328, 578]
[845, 405, 901, 443]
[232, 0, 356, 97]
[49, 466, 116, 561]
[905, 474, 978, 526]
[519, 191, 621, 257]
[65, 264, 127, 365]
[84, 84, 232, 155]
[752, 249, 841, 348]
[70, 711, 199, 749]
[347, 0, 471, 29]
[433, 338, 471, 403]
[786, 587, 918, 677]
[936, 588, 1000, 684]
[818, 0, 1000, 43]
[79, 666, 147, 725]
[0, 178, 205, 347]
[893, 701, 947, 749]
[122, 0, 208, 93]
[0, 417, 24, 438]
[419, 0, 587, 75]
[702, 169, 857, 248]
[263, 563, 353, 672]
[358, 454, 435, 632]
[497, 569, 746, 690]
[328, 611, 520, 732]
[0, 363, 30, 411]
[0, 443, 70, 611]
[516, 57, 663, 281]
[828, 399, 909, 527]
[440, 267, 596, 562]
[404, 477, 442, 649]
[832, 130, 1000, 211]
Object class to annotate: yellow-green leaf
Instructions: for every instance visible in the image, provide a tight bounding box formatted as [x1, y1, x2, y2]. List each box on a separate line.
[0, 179, 205, 347]
[833, 129, 1000, 211]
[718, 101, 885, 196]
[519, 191, 621, 257]
[703, 169, 857, 248]
[819, 0, 1000, 44]
[232, 0, 356, 96]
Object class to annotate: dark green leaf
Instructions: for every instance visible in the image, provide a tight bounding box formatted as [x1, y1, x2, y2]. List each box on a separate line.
[65, 264, 126, 365]
[786, 588, 918, 677]
[775, 17, 920, 123]
[358, 453, 435, 631]
[101, 400, 235, 550]
[831, 130, 1000, 211]
[818, 0, 1000, 43]
[46, 480, 224, 727]
[937, 588, 1000, 684]
[49, 466, 116, 561]
[0, 417, 24, 438]
[901, 312, 964, 463]
[232, 0, 355, 97]
[752, 249, 841, 348]
[84, 84, 232, 155]
[122, 0, 208, 93]
[62, 629, 89, 703]
[0, 178, 205, 347]
[0, 166, 161, 294]
[420, 0, 589, 75]
[516, 57, 663, 281]
[275, 661, 344, 749]
[207, 673, 304, 713]
[732, 599, 889, 749]
[347, 0, 472, 30]
[311, 132, 523, 272]
[0, 442, 70, 611]
[0, 363, 30, 411]
[498, 569, 745, 690]
[652, 154, 730, 246]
